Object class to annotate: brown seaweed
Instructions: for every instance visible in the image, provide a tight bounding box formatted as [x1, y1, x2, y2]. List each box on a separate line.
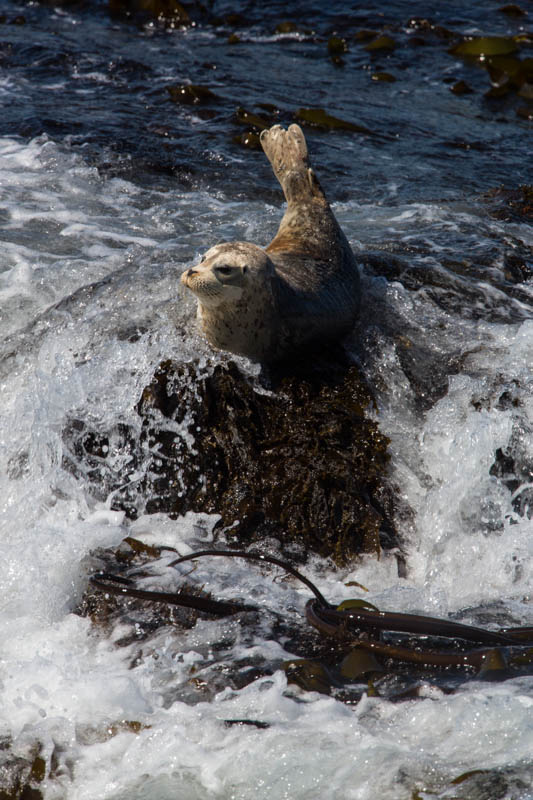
[89, 548, 533, 683]
[294, 107, 373, 135]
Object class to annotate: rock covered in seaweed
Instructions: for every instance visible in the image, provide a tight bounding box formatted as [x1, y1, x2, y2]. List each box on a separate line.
[128, 357, 396, 563]
[65, 356, 398, 563]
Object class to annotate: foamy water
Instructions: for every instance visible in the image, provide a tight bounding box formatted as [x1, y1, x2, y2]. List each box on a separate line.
[1, 131, 532, 798]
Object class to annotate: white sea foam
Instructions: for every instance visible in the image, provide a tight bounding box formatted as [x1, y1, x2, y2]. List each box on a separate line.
[1, 136, 533, 799]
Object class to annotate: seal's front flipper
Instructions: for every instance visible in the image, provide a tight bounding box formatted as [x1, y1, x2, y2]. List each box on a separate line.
[260, 124, 326, 206]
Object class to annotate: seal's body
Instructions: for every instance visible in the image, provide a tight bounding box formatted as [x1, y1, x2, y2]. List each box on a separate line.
[181, 124, 360, 362]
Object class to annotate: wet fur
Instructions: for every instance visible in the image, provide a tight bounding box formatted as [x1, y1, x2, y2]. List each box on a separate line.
[181, 124, 360, 362]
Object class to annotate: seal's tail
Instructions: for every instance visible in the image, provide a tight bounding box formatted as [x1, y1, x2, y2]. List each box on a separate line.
[260, 124, 326, 206]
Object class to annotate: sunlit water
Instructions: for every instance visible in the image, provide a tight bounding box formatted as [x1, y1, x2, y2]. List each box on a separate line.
[1, 1, 533, 797]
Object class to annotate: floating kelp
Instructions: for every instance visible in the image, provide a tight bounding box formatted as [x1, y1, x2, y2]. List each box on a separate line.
[498, 3, 527, 15]
[406, 17, 456, 40]
[108, 0, 190, 26]
[339, 647, 384, 680]
[449, 36, 518, 57]
[328, 35, 348, 54]
[364, 34, 396, 52]
[412, 766, 532, 800]
[371, 71, 396, 82]
[117, 536, 163, 561]
[354, 29, 379, 42]
[89, 548, 533, 690]
[275, 21, 298, 34]
[233, 107, 276, 149]
[223, 719, 270, 729]
[450, 79, 473, 95]
[233, 130, 262, 149]
[234, 107, 271, 130]
[446, 38, 533, 100]
[328, 36, 347, 66]
[484, 55, 533, 98]
[283, 659, 333, 694]
[294, 107, 373, 135]
[167, 84, 218, 105]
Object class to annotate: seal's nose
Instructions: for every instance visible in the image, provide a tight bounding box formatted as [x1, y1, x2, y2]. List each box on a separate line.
[181, 267, 197, 285]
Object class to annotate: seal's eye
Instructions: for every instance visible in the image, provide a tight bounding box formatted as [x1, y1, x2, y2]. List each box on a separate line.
[215, 266, 233, 276]
[200, 255, 206, 263]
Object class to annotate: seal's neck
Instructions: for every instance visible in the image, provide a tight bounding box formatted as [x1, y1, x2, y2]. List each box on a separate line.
[197, 288, 276, 361]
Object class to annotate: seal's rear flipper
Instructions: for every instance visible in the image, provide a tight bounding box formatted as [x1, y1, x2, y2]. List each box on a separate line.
[260, 124, 326, 206]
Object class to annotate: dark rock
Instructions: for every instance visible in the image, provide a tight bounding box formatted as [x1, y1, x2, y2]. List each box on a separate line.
[65, 353, 398, 563]
[485, 184, 533, 221]
[128, 357, 394, 563]
[67, 362, 397, 565]
[0, 746, 45, 800]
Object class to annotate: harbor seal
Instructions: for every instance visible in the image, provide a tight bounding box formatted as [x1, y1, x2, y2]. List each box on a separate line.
[181, 124, 360, 362]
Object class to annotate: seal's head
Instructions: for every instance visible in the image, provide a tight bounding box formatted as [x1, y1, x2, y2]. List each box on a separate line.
[181, 241, 278, 360]
[181, 242, 272, 309]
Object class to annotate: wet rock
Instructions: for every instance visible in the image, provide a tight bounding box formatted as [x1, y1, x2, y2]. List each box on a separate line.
[0, 745, 45, 800]
[129, 358, 394, 563]
[77, 537, 334, 704]
[78, 541, 211, 639]
[66, 356, 397, 564]
[503, 251, 533, 283]
[485, 184, 533, 221]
